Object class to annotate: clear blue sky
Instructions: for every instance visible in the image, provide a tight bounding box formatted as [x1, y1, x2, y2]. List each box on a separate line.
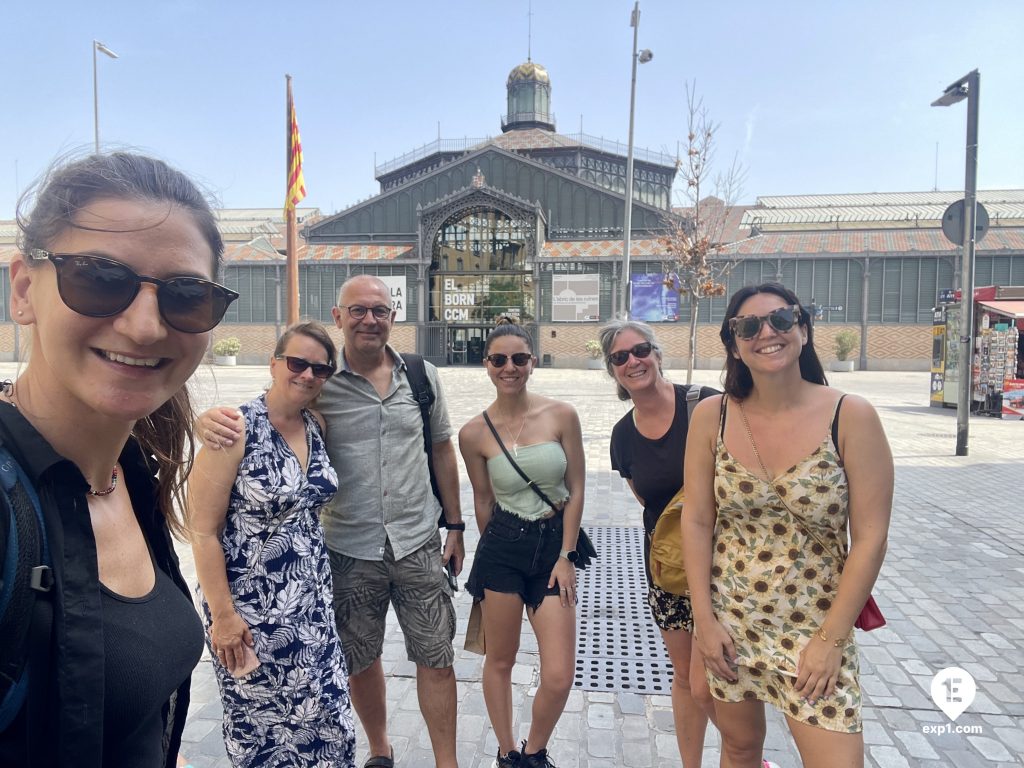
[3, 1, 1022, 218]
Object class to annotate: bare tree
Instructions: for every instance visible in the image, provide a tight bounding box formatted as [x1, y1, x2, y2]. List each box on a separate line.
[659, 82, 745, 383]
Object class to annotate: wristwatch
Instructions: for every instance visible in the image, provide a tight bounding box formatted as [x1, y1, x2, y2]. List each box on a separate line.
[559, 549, 579, 563]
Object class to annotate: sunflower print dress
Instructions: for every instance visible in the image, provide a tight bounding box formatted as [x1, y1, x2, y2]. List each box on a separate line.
[707, 399, 861, 733]
[198, 394, 356, 767]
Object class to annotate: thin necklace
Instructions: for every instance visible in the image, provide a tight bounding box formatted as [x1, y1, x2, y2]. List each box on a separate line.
[3, 380, 119, 497]
[501, 409, 529, 456]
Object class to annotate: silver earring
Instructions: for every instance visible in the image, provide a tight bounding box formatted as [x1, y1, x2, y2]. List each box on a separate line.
[16, 310, 23, 317]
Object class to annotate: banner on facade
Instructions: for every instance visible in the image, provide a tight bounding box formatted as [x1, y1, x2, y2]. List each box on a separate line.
[378, 276, 407, 322]
[552, 275, 600, 321]
[631, 273, 679, 322]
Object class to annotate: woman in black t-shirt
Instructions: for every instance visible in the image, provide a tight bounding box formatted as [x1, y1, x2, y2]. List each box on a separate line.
[0, 152, 235, 767]
[601, 320, 720, 768]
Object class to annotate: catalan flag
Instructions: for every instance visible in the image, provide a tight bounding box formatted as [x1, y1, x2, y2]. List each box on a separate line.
[285, 81, 306, 211]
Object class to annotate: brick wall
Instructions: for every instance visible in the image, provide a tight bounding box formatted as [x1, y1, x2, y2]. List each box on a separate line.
[0, 320, 933, 369]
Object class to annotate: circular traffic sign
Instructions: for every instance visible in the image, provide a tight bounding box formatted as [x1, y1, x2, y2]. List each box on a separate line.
[941, 199, 989, 246]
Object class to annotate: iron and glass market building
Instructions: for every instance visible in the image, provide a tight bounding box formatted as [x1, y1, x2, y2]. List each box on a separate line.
[2, 61, 1023, 369]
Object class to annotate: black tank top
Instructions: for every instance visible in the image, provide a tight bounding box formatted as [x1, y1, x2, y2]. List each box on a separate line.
[100, 558, 203, 767]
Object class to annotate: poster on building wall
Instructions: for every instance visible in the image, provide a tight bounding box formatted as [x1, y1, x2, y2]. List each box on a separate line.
[552, 275, 600, 321]
[631, 273, 679, 322]
[377, 276, 407, 322]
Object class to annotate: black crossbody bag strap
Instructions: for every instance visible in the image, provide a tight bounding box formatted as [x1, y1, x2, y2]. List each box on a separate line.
[481, 411, 560, 513]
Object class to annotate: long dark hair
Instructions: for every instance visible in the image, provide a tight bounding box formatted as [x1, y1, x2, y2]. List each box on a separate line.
[720, 282, 826, 399]
[16, 152, 225, 540]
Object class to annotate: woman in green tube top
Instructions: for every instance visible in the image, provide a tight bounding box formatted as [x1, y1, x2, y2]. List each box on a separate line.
[460, 322, 585, 768]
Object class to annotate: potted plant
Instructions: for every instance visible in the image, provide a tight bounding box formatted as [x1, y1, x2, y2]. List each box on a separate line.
[584, 339, 604, 370]
[831, 329, 858, 372]
[212, 336, 241, 366]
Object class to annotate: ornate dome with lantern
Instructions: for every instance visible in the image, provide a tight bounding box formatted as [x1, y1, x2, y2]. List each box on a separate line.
[503, 59, 554, 132]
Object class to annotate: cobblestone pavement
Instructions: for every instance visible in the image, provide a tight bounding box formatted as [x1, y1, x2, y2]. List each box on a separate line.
[13, 360, 1011, 768]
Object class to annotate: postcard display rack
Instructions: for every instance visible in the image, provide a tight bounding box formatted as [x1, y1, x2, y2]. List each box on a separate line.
[975, 323, 1020, 417]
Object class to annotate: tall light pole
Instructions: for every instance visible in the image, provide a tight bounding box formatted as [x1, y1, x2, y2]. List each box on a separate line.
[620, 1, 652, 318]
[93, 40, 119, 154]
[932, 69, 979, 457]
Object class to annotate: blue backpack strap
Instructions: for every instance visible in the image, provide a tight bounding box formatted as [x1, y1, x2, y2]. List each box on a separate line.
[0, 442, 53, 731]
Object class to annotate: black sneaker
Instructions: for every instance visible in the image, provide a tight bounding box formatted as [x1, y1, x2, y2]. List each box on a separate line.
[492, 748, 522, 768]
[520, 743, 557, 768]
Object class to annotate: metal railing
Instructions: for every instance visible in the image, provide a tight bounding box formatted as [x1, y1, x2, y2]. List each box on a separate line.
[565, 132, 676, 167]
[501, 111, 557, 130]
[373, 130, 677, 179]
[375, 137, 491, 177]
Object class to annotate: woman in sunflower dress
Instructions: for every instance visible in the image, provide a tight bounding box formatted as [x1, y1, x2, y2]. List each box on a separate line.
[682, 283, 892, 768]
[190, 322, 355, 768]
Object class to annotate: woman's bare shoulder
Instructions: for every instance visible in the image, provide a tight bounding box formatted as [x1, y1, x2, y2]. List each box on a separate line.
[458, 411, 488, 443]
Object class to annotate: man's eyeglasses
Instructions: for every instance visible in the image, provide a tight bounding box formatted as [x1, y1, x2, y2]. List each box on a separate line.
[29, 249, 237, 334]
[338, 304, 392, 320]
[275, 355, 334, 379]
[728, 305, 801, 340]
[485, 352, 533, 368]
[607, 342, 654, 367]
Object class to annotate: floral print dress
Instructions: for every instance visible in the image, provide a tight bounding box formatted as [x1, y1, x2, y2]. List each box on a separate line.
[198, 394, 356, 767]
[708, 400, 862, 733]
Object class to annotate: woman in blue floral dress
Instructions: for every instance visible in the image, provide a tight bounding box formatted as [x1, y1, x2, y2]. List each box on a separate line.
[189, 321, 355, 767]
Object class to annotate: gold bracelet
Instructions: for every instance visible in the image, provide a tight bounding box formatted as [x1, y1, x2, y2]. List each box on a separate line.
[815, 627, 846, 647]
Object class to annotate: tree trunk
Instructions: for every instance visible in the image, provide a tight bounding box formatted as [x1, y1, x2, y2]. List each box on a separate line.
[687, 297, 699, 384]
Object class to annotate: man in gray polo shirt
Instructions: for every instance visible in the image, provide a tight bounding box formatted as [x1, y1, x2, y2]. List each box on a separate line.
[200, 275, 465, 768]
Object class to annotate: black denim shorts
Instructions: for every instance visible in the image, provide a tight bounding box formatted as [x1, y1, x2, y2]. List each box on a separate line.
[465, 505, 563, 611]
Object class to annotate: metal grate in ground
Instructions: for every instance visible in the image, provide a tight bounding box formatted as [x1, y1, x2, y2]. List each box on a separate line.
[574, 526, 673, 693]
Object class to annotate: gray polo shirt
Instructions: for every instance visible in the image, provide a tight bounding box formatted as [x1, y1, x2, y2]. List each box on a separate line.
[318, 345, 452, 561]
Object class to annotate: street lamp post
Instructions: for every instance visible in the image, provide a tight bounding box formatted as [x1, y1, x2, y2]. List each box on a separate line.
[620, 1, 652, 318]
[93, 40, 119, 154]
[932, 69, 979, 457]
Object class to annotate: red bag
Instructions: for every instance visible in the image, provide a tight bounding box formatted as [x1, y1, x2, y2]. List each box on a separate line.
[854, 595, 885, 631]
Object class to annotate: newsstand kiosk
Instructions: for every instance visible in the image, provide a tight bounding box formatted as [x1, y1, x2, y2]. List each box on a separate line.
[931, 285, 1024, 417]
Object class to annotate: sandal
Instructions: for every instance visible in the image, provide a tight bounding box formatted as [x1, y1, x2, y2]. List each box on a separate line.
[363, 748, 395, 768]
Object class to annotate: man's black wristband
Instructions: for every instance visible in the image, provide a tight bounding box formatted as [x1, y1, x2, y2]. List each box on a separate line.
[444, 522, 466, 531]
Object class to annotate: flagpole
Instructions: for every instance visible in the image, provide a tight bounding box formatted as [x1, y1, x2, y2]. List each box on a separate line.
[285, 74, 300, 325]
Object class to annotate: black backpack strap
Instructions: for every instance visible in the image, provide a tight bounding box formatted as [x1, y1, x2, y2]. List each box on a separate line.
[402, 354, 446, 527]
[402, 354, 434, 455]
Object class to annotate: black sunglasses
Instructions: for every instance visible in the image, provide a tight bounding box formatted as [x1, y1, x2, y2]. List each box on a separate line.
[338, 304, 392, 320]
[275, 355, 334, 379]
[607, 341, 654, 367]
[485, 352, 533, 367]
[728, 305, 801, 340]
[30, 249, 238, 334]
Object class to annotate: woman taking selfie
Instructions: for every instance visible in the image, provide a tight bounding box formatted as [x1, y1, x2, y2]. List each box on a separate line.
[459, 323, 585, 768]
[0, 152, 237, 767]
[682, 283, 893, 768]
